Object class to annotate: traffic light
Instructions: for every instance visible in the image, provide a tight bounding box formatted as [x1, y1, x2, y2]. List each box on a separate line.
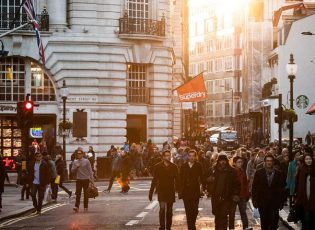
[274, 107, 283, 124]
[16, 100, 34, 128]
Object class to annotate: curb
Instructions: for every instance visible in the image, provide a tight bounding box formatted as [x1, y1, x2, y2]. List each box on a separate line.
[0, 201, 53, 222]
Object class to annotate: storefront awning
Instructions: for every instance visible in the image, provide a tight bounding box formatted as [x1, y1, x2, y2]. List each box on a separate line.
[306, 103, 315, 115]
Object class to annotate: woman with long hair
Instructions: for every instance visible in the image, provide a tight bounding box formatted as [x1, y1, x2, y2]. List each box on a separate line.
[295, 153, 315, 229]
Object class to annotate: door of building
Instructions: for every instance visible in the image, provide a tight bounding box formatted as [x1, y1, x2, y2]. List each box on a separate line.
[127, 115, 147, 144]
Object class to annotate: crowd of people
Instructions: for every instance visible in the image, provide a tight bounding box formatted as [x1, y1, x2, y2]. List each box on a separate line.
[1, 133, 315, 230]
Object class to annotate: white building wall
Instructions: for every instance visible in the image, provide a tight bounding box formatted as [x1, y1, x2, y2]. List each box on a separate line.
[277, 14, 315, 140]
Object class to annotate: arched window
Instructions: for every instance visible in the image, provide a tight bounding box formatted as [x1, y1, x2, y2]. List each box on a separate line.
[31, 63, 56, 101]
[0, 57, 56, 102]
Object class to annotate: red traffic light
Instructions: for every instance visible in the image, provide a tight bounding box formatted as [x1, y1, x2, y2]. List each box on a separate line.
[23, 101, 34, 111]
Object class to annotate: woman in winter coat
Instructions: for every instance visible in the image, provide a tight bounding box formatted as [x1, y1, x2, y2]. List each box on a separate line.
[295, 153, 315, 229]
[55, 155, 72, 199]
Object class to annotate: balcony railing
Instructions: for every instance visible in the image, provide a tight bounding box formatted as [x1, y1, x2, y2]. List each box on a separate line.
[127, 87, 150, 104]
[119, 14, 165, 37]
[0, 12, 49, 31]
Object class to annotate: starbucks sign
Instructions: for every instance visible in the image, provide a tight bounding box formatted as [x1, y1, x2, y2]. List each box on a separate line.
[296, 95, 309, 109]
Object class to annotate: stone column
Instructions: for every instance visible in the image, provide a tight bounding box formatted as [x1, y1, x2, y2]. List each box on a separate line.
[47, 0, 67, 30]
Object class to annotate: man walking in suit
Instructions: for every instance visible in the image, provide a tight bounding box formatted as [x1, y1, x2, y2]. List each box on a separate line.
[149, 149, 179, 230]
[252, 154, 286, 230]
[180, 149, 204, 230]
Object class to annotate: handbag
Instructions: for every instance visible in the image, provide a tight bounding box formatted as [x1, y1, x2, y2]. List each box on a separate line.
[87, 182, 98, 199]
[54, 175, 61, 185]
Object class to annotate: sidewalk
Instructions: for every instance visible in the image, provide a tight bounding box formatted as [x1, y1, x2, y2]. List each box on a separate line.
[279, 205, 302, 230]
[0, 185, 52, 221]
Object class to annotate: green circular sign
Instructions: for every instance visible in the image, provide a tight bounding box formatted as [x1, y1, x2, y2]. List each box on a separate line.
[296, 95, 309, 109]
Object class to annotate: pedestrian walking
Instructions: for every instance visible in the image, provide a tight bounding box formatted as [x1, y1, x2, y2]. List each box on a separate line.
[179, 149, 204, 230]
[0, 154, 5, 212]
[295, 153, 315, 229]
[252, 154, 286, 230]
[229, 156, 250, 230]
[206, 153, 240, 230]
[104, 147, 121, 193]
[55, 154, 72, 199]
[87, 146, 96, 179]
[120, 150, 131, 193]
[29, 152, 50, 215]
[149, 149, 179, 230]
[71, 149, 94, 212]
[15, 150, 26, 186]
[305, 131, 312, 146]
[43, 155, 58, 201]
[20, 169, 31, 200]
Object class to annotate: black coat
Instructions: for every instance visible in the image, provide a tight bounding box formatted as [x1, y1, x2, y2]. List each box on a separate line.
[55, 159, 65, 181]
[180, 162, 204, 199]
[206, 165, 240, 215]
[252, 168, 286, 209]
[149, 161, 179, 203]
[29, 161, 50, 186]
[0, 157, 5, 193]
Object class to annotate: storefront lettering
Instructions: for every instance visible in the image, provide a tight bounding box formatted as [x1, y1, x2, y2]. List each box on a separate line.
[0, 105, 17, 112]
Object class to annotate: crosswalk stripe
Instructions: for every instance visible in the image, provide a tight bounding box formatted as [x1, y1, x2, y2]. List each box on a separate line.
[125, 220, 139, 226]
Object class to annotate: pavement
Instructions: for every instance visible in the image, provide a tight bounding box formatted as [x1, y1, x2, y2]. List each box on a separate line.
[0, 179, 294, 229]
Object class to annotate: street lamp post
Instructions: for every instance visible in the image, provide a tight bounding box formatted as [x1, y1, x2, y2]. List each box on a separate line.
[286, 54, 298, 162]
[60, 80, 70, 180]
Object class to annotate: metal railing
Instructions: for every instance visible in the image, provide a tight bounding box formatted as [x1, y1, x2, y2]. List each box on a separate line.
[119, 14, 165, 37]
[0, 13, 49, 31]
[127, 87, 150, 104]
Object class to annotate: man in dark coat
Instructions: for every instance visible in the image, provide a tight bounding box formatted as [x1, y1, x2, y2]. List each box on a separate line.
[149, 149, 179, 230]
[29, 152, 50, 215]
[252, 154, 286, 230]
[206, 153, 240, 230]
[179, 149, 204, 230]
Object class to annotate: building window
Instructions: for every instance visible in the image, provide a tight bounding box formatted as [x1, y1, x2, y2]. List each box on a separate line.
[0, 57, 56, 102]
[215, 58, 224, 73]
[198, 62, 204, 73]
[207, 101, 214, 117]
[215, 101, 222, 117]
[206, 80, 214, 94]
[225, 56, 233, 71]
[127, 0, 149, 19]
[31, 63, 56, 101]
[224, 78, 232, 91]
[127, 63, 149, 104]
[0, 57, 25, 101]
[225, 100, 230, 116]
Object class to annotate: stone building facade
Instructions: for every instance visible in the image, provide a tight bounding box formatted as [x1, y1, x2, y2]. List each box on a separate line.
[0, 0, 187, 161]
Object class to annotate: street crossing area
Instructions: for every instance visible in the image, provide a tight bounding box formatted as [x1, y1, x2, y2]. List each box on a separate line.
[0, 180, 290, 229]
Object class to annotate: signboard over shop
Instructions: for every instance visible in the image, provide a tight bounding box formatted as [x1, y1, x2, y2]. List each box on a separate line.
[30, 127, 43, 138]
[67, 96, 98, 103]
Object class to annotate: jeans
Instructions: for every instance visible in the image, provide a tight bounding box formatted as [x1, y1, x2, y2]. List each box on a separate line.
[31, 184, 45, 212]
[21, 184, 30, 199]
[75, 179, 89, 209]
[159, 202, 173, 230]
[229, 198, 249, 229]
[183, 198, 199, 230]
[107, 171, 120, 191]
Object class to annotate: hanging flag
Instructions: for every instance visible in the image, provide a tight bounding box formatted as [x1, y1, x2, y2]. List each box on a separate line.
[23, 0, 45, 65]
[175, 73, 207, 102]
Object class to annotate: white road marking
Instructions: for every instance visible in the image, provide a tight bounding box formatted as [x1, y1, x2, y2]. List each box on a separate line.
[145, 200, 158, 210]
[136, 211, 148, 218]
[125, 220, 139, 226]
[0, 203, 66, 227]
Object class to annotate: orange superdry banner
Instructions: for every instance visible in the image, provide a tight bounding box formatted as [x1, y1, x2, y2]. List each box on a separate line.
[176, 73, 207, 102]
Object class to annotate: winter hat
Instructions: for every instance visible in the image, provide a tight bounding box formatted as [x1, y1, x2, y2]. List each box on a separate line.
[217, 153, 228, 162]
